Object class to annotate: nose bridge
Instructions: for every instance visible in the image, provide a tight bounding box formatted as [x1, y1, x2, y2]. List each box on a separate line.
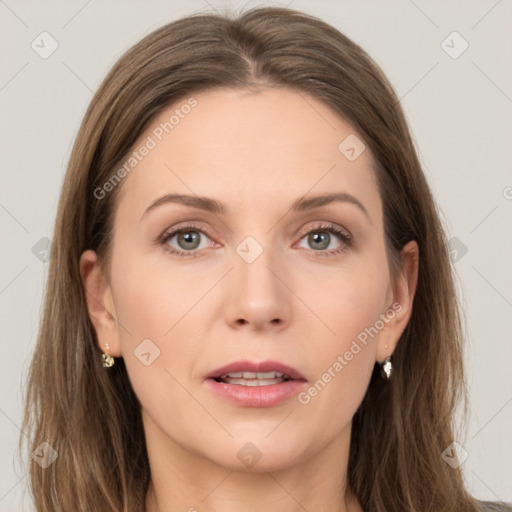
[225, 232, 291, 328]
[235, 233, 282, 298]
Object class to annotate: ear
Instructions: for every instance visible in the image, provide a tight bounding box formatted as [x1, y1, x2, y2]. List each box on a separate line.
[376, 240, 419, 363]
[79, 249, 122, 357]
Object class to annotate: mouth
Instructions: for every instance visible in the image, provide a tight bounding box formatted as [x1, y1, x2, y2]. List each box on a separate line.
[212, 370, 294, 386]
[204, 360, 307, 407]
[206, 360, 306, 384]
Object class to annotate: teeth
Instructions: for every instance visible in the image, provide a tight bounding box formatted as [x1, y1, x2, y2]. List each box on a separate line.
[221, 378, 285, 386]
[254, 371, 284, 379]
[216, 370, 294, 386]
[222, 371, 244, 378]
[220, 371, 287, 379]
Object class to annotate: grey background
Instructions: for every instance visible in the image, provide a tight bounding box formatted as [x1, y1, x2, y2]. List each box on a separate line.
[1, 0, 511, 510]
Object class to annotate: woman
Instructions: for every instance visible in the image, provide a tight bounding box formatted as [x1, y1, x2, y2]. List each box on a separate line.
[20, 6, 511, 512]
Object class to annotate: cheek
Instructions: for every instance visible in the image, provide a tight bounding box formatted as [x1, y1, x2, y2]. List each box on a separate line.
[108, 243, 208, 392]
[299, 251, 389, 414]
[312, 251, 390, 351]
[109, 242, 199, 339]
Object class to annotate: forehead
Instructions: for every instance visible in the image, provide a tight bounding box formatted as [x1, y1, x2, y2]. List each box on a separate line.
[113, 86, 380, 222]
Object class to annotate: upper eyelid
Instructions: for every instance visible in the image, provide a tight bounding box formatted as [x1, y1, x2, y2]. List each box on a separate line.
[162, 221, 215, 239]
[161, 220, 351, 244]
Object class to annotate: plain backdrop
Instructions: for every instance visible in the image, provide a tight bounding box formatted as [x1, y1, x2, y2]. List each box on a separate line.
[1, 1, 511, 510]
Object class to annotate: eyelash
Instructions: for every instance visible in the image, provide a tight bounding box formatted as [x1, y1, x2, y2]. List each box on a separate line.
[156, 221, 353, 258]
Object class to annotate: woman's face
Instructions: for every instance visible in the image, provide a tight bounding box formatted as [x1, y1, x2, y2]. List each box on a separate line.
[82, 87, 415, 473]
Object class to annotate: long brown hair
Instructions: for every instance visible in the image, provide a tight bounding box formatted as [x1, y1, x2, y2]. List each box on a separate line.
[20, 6, 508, 511]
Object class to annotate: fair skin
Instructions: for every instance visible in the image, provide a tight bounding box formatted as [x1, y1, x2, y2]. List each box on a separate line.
[80, 87, 418, 512]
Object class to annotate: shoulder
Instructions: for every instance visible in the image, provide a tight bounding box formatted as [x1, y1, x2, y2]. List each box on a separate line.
[478, 501, 512, 512]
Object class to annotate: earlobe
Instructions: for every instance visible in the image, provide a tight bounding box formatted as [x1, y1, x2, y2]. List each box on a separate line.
[79, 250, 122, 357]
[376, 240, 420, 363]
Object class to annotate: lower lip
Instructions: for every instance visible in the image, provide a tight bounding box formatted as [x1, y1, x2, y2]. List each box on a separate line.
[205, 378, 308, 408]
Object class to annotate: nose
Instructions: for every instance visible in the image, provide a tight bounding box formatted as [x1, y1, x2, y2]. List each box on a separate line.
[224, 245, 293, 332]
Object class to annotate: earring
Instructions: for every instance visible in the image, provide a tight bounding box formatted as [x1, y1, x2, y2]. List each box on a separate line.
[102, 343, 115, 368]
[380, 356, 392, 380]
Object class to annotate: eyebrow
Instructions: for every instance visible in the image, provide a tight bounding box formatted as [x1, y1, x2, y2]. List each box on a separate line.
[141, 192, 371, 222]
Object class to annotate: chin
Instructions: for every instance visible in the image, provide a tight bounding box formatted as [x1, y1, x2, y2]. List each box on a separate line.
[201, 433, 310, 474]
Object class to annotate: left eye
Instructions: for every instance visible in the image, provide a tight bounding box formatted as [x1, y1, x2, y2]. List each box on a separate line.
[296, 226, 349, 252]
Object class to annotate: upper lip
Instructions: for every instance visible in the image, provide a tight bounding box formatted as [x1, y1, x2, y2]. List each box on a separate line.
[206, 360, 307, 381]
